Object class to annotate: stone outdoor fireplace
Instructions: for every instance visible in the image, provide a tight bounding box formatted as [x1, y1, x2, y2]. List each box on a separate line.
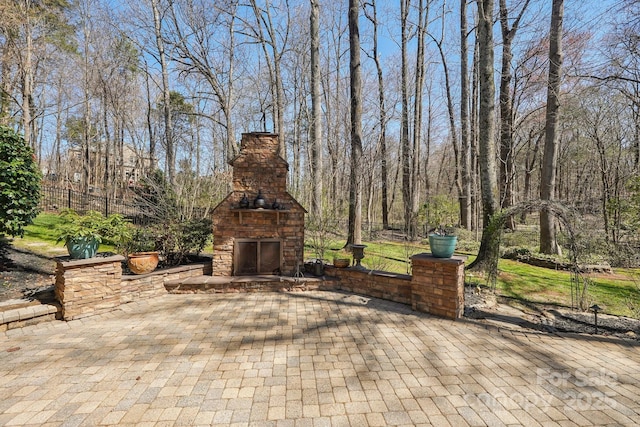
[212, 132, 306, 276]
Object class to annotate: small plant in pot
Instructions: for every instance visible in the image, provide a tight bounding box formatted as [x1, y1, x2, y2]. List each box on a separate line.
[428, 225, 458, 258]
[331, 249, 351, 268]
[122, 228, 159, 274]
[56, 209, 131, 259]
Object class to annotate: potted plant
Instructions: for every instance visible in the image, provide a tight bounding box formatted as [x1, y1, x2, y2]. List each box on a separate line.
[56, 209, 131, 259]
[122, 227, 159, 274]
[331, 248, 351, 268]
[428, 225, 458, 258]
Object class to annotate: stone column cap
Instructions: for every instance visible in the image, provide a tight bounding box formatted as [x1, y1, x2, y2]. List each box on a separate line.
[55, 254, 125, 268]
[410, 253, 467, 264]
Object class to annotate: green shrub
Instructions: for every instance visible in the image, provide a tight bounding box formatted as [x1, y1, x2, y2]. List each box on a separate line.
[133, 171, 212, 265]
[120, 227, 157, 254]
[419, 195, 459, 229]
[0, 126, 42, 237]
[56, 209, 131, 247]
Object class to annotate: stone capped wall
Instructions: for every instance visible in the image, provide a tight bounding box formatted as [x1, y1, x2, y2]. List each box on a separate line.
[326, 254, 466, 320]
[325, 266, 412, 306]
[55, 257, 212, 320]
[55, 255, 124, 320]
[411, 254, 466, 319]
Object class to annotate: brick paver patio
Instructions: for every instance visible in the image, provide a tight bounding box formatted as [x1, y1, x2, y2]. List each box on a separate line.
[1, 291, 639, 426]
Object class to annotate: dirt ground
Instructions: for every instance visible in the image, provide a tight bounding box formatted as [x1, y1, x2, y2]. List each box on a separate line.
[465, 288, 640, 341]
[0, 245, 56, 303]
[1, 244, 639, 340]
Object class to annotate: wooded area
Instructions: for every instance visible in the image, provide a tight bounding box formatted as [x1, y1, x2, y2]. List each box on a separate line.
[1, 0, 639, 264]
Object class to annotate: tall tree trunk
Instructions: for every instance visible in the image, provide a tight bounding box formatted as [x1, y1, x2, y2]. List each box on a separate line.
[471, 26, 480, 232]
[520, 130, 542, 222]
[364, 0, 389, 229]
[151, 0, 175, 186]
[432, 8, 462, 225]
[21, 6, 33, 150]
[470, 0, 499, 269]
[102, 86, 110, 192]
[499, 0, 530, 231]
[0, 43, 12, 125]
[310, 0, 322, 218]
[460, 0, 472, 230]
[143, 60, 156, 172]
[347, 0, 363, 246]
[400, 0, 412, 239]
[81, 1, 92, 196]
[412, 0, 429, 239]
[53, 80, 63, 179]
[540, 0, 564, 255]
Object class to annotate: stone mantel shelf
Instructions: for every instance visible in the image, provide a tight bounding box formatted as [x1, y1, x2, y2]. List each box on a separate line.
[230, 208, 289, 225]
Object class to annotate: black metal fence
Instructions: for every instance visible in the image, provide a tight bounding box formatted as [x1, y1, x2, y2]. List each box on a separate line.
[39, 186, 212, 225]
[40, 186, 147, 224]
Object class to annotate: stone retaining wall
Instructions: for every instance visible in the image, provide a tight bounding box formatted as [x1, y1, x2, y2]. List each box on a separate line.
[411, 254, 466, 319]
[55, 253, 466, 321]
[55, 255, 124, 321]
[55, 256, 211, 320]
[327, 253, 466, 320]
[325, 267, 413, 306]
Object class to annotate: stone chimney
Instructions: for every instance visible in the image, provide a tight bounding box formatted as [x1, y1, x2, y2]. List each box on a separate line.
[211, 132, 306, 276]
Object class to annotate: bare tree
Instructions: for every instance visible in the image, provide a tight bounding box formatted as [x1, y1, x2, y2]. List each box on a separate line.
[150, 0, 175, 185]
[413, 0, 430, 234]
[540, 0, 563, 254]
[363, 0, 390, 229]
[470, 0, 499, 269]
[400, 0, 412, 238]
[460, 0, 472, 230]
[165, 0, 238, 164]
[346, 0, 362, 246]
[498, 0, 531, 231]
[246, 0, 289, 156]
[310, 0, 322, 218]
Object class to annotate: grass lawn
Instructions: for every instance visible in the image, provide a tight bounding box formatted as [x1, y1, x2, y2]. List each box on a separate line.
[10, 212, 116, 256]
[494, 259, 640, 317]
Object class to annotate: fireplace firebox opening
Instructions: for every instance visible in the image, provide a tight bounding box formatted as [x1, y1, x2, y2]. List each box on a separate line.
[234, 239, 282, 275]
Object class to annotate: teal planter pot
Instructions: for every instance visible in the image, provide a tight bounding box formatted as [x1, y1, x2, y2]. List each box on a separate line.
[66, 236, 99, 259]
[428, 234, 457, 258]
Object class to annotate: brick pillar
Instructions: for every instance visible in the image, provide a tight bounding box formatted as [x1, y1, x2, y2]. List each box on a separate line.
[411, 253, 466, 320]
[55, 255, 125, 320]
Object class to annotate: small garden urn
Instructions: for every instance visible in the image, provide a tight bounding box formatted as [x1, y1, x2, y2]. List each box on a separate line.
[351, 244, 367, 269]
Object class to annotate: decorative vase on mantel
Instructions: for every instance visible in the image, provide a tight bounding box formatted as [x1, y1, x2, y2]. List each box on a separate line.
[254, 189, 266, 209]
[239, 193, 250, 209]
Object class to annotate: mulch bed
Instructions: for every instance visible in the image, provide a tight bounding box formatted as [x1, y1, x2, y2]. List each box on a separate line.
[465, 288, 640, 341]
[0, 246, 56, 303]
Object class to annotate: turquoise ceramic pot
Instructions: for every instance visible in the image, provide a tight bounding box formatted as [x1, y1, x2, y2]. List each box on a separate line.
[66, 236, 99, 259]
[428, 234, 457, 258]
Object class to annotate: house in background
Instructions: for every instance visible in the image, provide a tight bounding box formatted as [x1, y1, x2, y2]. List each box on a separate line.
[48, 143, 154, 194]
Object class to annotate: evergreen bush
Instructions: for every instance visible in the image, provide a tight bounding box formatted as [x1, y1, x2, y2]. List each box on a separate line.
[0, 126, 42, 237]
